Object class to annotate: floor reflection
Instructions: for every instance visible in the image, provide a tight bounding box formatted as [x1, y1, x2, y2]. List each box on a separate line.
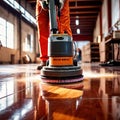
[82, 63, 120, 120]
[0, 63, 120, 120]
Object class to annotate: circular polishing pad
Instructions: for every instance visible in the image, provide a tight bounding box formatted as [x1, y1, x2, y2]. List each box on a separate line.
[40, 66, 83, 83]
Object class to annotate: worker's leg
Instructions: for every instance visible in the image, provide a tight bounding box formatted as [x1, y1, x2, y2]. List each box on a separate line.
[36, 1, 49, 69]
[37, 11, 49, 61]
[57, 0, 72, 36]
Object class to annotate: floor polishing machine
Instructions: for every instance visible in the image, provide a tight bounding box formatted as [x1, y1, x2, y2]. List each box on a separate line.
[40, 0, 83, 83]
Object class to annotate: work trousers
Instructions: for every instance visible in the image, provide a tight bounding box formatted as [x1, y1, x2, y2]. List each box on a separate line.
[36, 0, 72, 61]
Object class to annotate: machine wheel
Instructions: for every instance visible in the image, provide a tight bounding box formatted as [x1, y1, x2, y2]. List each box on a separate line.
[73, 59, 77, 66]
[46, 60, 49, 66]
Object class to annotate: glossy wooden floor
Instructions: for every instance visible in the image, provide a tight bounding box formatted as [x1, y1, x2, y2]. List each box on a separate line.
[0, 63, 120, 120]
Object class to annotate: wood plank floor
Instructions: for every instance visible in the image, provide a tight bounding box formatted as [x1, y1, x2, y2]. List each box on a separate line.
[0, 63, 120, 120]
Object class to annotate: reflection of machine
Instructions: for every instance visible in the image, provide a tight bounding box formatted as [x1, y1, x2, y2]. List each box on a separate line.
[41, 0, 83, 83]
[40, 84, 83, 119]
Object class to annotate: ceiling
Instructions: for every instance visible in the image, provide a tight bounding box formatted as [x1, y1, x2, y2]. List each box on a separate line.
[27, 0, 103, 41]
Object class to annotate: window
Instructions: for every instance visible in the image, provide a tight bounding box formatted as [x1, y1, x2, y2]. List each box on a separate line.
[7, 22, 14, 48]
[14, 1, 19, 10]
[20, 6, 25, 14]
[3, 0, 36, 25]
[0, 17, 14, 48]
[9, 0, 14, 4]
[0, 17, 6, 47]
[23, 34, 33, 52]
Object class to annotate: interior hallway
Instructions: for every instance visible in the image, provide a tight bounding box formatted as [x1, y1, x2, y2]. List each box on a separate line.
[0, 63, 120, 120]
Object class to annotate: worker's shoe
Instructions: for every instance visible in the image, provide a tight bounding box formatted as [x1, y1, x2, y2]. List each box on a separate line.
[37, 61, 46, 70]
[99, 60, 120, 67]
